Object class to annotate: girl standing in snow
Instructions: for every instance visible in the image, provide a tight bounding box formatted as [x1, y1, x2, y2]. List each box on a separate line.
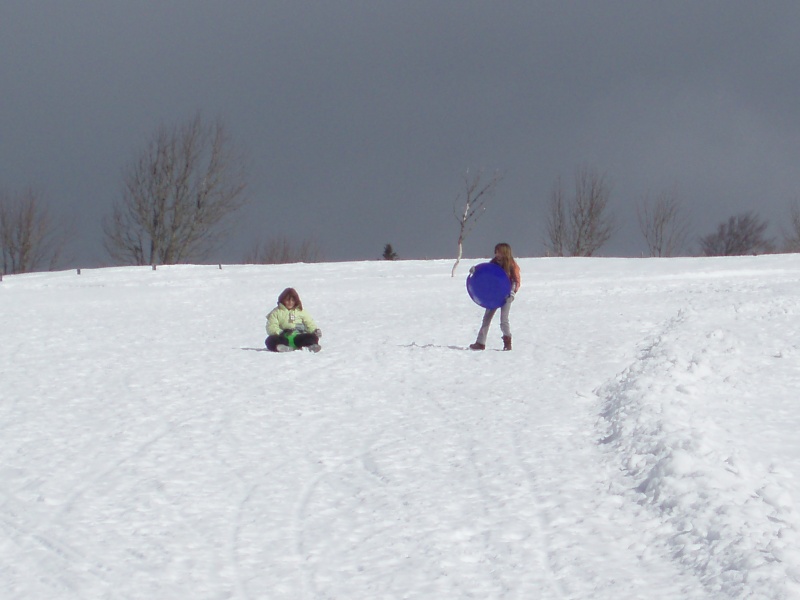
[470, 243, 521, 351]
[265, 288, 322, 352]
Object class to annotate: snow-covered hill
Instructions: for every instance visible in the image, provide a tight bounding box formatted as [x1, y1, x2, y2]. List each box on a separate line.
[2, 256, 800, 599]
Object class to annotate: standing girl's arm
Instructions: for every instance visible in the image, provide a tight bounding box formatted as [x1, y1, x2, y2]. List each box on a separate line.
[511, 262, 521, 293]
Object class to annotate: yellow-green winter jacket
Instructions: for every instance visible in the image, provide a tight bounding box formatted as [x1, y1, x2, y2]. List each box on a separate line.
[266, 303, 319, 336]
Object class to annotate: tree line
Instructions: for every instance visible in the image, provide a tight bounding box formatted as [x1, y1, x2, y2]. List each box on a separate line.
[443, 166, 795, 273]
[1, 114, 798, 275]
[537, 166, 796, 258]
[1, 114, 322, 275]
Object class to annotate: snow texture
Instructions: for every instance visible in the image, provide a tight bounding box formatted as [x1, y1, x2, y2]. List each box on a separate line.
[2, 255, 800, 599]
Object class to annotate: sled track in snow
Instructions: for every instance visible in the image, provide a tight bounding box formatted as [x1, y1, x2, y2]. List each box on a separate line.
[599, 305, 800, 597]
[0, 494, 121, 599]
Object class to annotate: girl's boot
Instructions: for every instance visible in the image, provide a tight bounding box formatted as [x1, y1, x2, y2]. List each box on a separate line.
[469, 341, 485, 350]
[502, 335, 512, 351]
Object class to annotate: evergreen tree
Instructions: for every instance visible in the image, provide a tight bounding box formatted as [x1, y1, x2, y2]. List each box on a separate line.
[382, 244, 398, 260]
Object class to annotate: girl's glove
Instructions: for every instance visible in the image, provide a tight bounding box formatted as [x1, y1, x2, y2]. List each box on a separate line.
[314, 329, 322, 338]
[506, 291, 516, 303]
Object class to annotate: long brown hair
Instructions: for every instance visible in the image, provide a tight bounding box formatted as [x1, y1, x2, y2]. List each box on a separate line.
[494, 243, 517, 277]
[277, 287, 303, 310]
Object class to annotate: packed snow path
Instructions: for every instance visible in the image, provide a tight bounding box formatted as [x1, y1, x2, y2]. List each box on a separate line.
[2, 257, 800, 598]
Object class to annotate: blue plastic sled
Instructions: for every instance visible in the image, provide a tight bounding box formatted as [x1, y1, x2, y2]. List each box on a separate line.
[466, 262, 512, 309]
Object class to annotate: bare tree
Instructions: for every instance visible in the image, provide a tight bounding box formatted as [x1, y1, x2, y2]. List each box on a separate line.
[244, 236, 322, 264]
[451, 169, 503, 277]
[699, 211, 774, 256]
[544, 179, 568, 258]
[104, 114, 248, 266]
[0, 188, 66, 274]
[544, 166, 615, 256]
[781, 200, 800, 252]
[636, 189, 690, 257]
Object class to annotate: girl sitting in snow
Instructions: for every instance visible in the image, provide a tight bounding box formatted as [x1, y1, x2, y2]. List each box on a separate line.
[265, 288, 322, 352]
[469, 242, 521, 351]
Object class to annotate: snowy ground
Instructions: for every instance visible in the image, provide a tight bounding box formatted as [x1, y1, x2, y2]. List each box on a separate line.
[2, 255, 800, 599]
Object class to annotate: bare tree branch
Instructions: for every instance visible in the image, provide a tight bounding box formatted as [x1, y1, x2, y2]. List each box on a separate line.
[544, 177, 567, 257]
[781, 200, 800, 252]
[244, 236, 322, 264]
[699, 211, 774, 256]
[637, 188, 690, 257]
[544, 166, 615, 256]
[104, 114, 248, 266]
[451, 169, 503, 276]
[0, 188, 67, 274]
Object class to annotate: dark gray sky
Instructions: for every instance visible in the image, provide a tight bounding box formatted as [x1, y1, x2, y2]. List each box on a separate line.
[3, 1, 800, 264]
